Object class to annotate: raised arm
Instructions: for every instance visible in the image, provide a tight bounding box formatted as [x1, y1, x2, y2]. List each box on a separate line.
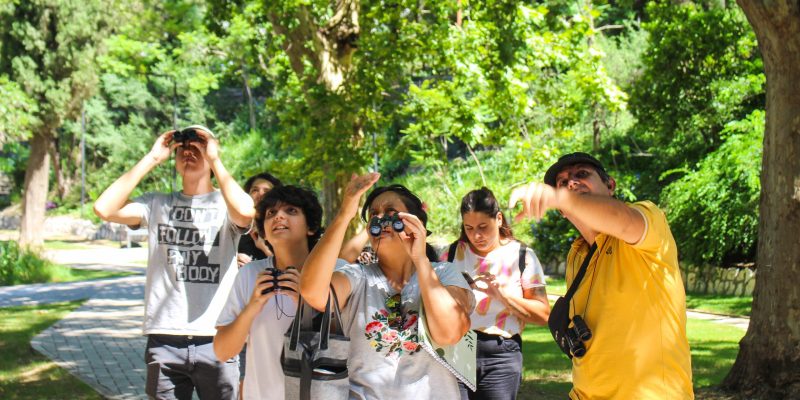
[299, 173, 380, 311]
[93, 131, 177, 226]
[509, 183, 644, 244]
[338, 228, 369, 263]
[192, 129, 254, 228]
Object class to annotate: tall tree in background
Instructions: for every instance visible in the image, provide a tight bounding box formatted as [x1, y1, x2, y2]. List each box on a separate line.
[723, 2, 800, 397]
[211, 0, 460, 224]
[0, 0, 118, 246]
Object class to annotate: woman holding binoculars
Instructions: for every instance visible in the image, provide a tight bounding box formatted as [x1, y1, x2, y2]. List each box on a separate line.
[300, 173, 475, 399]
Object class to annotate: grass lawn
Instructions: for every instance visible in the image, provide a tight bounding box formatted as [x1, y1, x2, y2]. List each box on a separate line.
[545, 276, 752, 317]
[685, 294, 752, 317]
[518, 318, 746, 399]
[0, 301, 102, 399]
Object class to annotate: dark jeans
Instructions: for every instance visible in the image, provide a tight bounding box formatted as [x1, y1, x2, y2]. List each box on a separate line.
[459, 331, 523, 400]
[145, 334, 239, 400]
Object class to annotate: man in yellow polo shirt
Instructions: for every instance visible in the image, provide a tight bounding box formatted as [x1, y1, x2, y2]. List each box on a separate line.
[509, 152, 694, 399]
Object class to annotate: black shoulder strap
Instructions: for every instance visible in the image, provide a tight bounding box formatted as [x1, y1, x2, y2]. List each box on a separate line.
[446, 241, 459, 263]
[564, 243, 598, 302]
[518, 243, 527, 274]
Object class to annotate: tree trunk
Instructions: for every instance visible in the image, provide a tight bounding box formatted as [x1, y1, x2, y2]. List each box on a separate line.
[269, 1, 362, 238]
[51, 134, 72, 201]
[19, 131, 52, 247]
[242, 65, 256, 132]
[321, 171, 360, 238]
[723, 2, 800, 398]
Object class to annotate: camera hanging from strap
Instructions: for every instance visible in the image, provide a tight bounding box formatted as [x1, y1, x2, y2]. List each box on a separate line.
[547, 242, 598, 359]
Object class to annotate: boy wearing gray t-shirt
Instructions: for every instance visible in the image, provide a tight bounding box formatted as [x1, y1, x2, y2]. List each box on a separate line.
[94, 126, 254, 400]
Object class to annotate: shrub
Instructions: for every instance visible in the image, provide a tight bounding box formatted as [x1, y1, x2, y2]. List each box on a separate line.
[660, 110, 763, 266]
[0, 241, 55, 285]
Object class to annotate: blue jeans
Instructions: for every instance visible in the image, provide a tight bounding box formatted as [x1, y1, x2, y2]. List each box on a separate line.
[145, 334, 239, 400]
[459, 331, 523, 400]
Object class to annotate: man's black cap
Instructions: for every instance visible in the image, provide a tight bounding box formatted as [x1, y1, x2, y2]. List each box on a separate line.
[543, 152, 607, 187]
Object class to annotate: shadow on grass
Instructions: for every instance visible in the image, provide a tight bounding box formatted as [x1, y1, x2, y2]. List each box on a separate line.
[520, 325, 572, 399]
[0, 301, 102, 399]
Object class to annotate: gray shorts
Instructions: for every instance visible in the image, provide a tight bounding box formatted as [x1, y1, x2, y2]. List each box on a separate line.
[145, 334, 239, 400]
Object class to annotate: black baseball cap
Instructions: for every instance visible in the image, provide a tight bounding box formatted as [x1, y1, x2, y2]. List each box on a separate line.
[543, 152, 607, 187]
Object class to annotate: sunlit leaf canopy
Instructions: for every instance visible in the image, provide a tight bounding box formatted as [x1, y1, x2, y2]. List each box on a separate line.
[0, 0, 764, 267]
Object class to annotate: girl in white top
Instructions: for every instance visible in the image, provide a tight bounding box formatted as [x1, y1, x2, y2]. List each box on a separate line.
[444, 187, 551, 400]
[300, 173, 475, 400]
[214, 185, 323, 400]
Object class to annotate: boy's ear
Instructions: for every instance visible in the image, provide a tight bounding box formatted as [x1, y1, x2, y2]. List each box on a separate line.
[607, 177, 617, 194]
[307, 229, 315, 236]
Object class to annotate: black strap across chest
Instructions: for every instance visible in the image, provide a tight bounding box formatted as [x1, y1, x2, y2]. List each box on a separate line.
[564, 242, 599, 302]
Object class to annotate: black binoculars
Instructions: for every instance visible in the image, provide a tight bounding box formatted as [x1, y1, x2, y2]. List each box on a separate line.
[566, 315, 592, 358]
[261, 267, 296, 295]
[368, 214, 404, 237]
[173, 128, 201, 145]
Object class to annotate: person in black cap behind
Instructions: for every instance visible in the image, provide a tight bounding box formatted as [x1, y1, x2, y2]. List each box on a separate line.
[509, 152, 694, 399]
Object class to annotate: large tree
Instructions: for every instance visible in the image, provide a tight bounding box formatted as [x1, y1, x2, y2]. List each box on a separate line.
[0, 0, 118, 246]
[208, 1, 623, 227]
[723, 2, 800, 398]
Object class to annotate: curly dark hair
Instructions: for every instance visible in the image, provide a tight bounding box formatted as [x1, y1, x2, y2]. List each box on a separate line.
[255, 185, 323, 252]
[458, 187, 513, 243]
[244, 172, 282, 193]
[360, 184, 438, 262]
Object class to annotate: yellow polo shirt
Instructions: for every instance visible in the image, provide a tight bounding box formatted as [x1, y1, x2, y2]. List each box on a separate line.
[566, 201, 693, 399]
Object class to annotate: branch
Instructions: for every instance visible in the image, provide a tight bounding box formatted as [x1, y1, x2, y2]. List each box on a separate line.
[595, 24, 625, 32]
[465, 142, 487, 187]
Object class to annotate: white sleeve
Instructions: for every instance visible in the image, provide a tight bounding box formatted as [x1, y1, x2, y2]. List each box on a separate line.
[520, 248, 546, 289]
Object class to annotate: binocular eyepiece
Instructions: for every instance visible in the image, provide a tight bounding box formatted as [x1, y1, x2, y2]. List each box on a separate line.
[368, 214, 404, 237]
[566, 315, 592, 358]
[173, 128, 201, 145]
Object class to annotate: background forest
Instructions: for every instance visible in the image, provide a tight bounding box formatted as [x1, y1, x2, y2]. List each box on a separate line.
[0, 0, 764, 271]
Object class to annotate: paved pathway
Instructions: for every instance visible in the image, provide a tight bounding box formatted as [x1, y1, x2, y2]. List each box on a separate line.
[1, 247, 149, 399]
[2, 251, 751, 399]
[31, 277, 147, 400]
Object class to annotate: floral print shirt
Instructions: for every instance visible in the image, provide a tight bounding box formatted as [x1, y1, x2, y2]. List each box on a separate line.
[335, 261, 473, 399]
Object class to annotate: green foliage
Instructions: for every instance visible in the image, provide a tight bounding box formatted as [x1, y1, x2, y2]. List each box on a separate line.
[627, 2, 764, 199]
[0, 241, 55, 286]
[397, 2, 628, 172]
[661, 110, 763, 266]
[395, 135, 577, 263]
[0, 0, 120, 132]
[0, 76, 37, 143]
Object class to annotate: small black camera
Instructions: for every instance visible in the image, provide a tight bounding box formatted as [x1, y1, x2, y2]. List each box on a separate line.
[261, 268, 295, 295]
[173, 128, 201, 145]
[368, 214, 404, 237]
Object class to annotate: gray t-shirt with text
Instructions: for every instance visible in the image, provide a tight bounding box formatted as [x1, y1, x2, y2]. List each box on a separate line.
[132, 190, 245, 336]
